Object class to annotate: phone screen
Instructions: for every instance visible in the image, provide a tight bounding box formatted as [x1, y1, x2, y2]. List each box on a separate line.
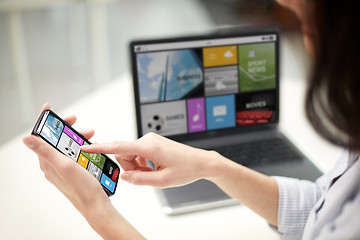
[32, 110, 119, 195]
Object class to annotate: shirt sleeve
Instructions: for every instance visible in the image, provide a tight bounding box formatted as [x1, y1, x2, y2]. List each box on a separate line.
[272, 175, 325, 240]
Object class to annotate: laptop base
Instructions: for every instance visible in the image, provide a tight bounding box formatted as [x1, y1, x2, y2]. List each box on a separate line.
[156, 158, 322, 215]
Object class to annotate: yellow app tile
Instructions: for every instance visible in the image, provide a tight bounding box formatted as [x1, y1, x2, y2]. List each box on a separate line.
[77, 153, 89, 169]
[203, 46, 238, 67]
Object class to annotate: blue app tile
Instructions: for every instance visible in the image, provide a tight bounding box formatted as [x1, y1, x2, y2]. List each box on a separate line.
[206, 95, 235, 130]
[100, 174, 116, 193]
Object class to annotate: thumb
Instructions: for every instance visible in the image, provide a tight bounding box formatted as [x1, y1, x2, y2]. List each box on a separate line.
[23, 135, 64, 167]
[23, 135, 48, 154]
[121, 170, 167, 188]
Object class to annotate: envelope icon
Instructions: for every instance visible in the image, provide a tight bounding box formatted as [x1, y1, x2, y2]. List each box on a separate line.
[213, 105, 227, 117]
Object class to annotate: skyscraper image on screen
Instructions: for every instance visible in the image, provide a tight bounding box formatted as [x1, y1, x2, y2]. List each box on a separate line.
[137, 49, 203, 104]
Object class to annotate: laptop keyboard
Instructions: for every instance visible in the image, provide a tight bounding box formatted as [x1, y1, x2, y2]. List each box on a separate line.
[207, 137, 303, 167]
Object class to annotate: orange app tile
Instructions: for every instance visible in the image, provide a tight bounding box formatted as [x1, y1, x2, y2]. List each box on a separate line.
[203, 46, 237, 67]
[77, 153, 89, 169]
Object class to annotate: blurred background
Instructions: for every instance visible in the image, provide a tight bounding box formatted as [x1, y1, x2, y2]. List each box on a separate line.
[0, 0, 310, 147]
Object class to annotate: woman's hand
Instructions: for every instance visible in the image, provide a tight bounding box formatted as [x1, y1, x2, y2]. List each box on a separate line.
[81, 133, 279, 227]
[23, 104, 146, 239]
[23, 103, 107, 211]
[81, 132, 222, 188]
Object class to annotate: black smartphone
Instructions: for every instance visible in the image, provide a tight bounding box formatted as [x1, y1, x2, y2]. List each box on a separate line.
[32, 109, 120, 196]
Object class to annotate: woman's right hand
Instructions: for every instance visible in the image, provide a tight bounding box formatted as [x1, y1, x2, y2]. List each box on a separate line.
[81, 133, 280, 227]
[81, 132, 222, 188]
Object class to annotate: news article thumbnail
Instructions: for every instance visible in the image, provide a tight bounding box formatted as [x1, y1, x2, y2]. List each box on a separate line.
[238, 42, 276, 92]
[204, 66, 239, 96]
[137, 49, 203, 104]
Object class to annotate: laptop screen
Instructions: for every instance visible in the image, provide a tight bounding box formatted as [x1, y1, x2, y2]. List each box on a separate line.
[131, 29, 279, 139]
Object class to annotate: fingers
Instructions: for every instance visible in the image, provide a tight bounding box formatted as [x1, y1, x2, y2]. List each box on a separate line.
[136, 156, 148, 168]
[37, 103, 51, 120]
[37, 102, 77, 127]
[81, 141, 149, 158]
[78, 129, 95, 140]
[63, 115, 77, 126]
[58, 114, 94, 140]
[80, 141, 122, 154]
[115, 154, 153, 172]
[114, 154, 138, 171]
[121, 170, 167, 188]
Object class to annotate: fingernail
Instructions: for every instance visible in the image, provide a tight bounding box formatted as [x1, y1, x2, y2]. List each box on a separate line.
[80, 145, 89, 149]
[121, 172, 131, 183]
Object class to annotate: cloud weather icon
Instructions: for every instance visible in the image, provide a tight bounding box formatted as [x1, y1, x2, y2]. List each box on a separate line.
[215, 81, 226, 90]
[224, 50, 233, 58]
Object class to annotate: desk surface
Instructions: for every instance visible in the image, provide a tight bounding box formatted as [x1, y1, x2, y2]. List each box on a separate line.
[0, 74, 342, 239]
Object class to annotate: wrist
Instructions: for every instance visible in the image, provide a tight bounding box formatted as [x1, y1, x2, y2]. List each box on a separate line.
[82, 196, 113, 235]
[82, 196, 145, 239]
[200, 149, 231, 181]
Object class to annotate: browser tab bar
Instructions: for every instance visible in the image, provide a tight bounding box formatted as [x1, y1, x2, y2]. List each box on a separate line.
[134, 34, 276, 53]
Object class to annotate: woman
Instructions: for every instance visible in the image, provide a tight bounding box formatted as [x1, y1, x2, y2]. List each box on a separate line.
[23, 0, 360, 239]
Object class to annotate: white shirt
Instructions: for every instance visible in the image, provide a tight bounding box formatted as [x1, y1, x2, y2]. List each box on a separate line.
[274, 151, 360, 240]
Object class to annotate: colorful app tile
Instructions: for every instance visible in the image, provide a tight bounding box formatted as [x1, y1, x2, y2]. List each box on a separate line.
[238, 42, 276, 92]
[103, 159, 119, 182]
[236, 91, 276, 126]
[206, 95, 236, 130]
[57, 133, 81, 161]
[137, 49, 203, 104]
[236, 91, 275, 112]
[77, 153, 89, 169]
[112, 168, 119, 182]
[204, 65, 238, 96]
[100, 174, 116, 193]
[203, 45, 237, 67]
[187, 98, 206, 133]
[63, 125, 84, 146]
[40, 125, 59, 146]
[81, 151, 105, 170]
[87, 161, 102, 181]
[45, 114, 64, 138]
[140, 100, 187, 136]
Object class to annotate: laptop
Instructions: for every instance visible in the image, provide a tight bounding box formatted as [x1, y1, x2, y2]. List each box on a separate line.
[129, 27, 322, 215]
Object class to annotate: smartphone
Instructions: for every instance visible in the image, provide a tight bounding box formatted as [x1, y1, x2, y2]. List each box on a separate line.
[32, 109, 120, 196]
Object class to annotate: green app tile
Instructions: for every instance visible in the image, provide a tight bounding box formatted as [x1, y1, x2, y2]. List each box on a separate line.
[238, 42, 276, 93]
[81, 142, 105, 169]
[81, 151, 105, 169]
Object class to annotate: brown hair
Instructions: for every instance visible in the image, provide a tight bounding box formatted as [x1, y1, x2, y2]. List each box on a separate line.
[305, 1, 360, 152]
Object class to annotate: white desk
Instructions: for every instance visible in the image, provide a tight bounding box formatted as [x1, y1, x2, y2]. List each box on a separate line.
[0, 73, 342, 239]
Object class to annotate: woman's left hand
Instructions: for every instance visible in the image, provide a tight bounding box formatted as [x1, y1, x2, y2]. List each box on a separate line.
[23, 103, 145, 239]
[23, 103, 109, 218]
